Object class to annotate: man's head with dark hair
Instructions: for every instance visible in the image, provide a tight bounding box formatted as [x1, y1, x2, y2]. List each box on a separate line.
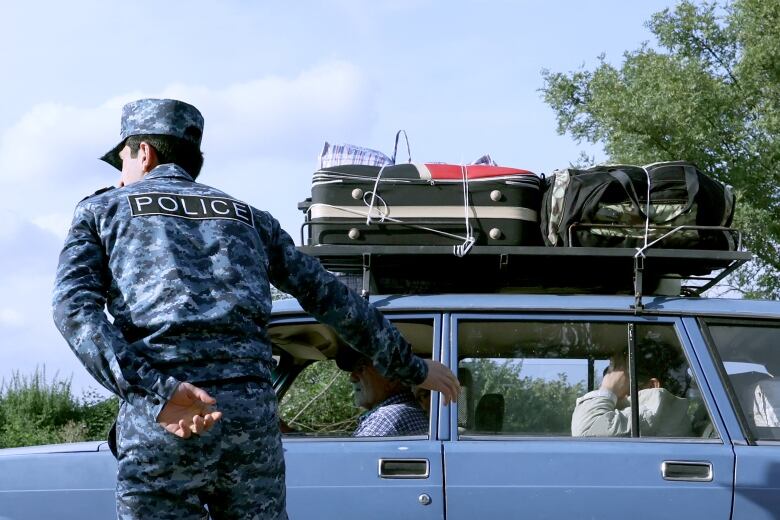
[125, 134, 204, 179]
[635, 338, 686, 395]
[609, 338, 686, 396]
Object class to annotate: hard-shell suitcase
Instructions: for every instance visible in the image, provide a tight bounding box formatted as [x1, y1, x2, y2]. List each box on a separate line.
[303, 163, 543, 247]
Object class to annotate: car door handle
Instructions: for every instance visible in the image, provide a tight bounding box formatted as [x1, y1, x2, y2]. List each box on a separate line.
[378, 458, 430, 479]
[661, 461, 713, 482]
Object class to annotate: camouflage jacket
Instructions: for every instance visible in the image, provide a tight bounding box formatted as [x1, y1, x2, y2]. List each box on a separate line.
[52, 164, 427, 419]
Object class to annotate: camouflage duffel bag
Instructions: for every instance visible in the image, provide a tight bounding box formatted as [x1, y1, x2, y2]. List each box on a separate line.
[540, 161, 736, 249]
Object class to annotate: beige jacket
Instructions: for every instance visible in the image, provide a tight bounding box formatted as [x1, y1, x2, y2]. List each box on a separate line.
[571, 388, 691, 437]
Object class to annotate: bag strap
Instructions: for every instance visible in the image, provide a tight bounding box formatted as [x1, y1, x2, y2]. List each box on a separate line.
[680, 164, 700, 215]
[609, 169, 648, 219]
[611, 165, 700, 223]
[392, 130, 412, 164]
[640, 163, 700, 223]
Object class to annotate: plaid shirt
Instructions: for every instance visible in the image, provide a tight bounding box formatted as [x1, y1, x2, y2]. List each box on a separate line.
[353, 392, 428, 437]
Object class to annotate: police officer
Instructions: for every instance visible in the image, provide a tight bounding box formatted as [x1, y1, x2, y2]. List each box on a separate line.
[52, 98, 460, 520]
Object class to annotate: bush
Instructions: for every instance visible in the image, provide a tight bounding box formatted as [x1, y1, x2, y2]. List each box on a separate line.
[0, 368, 118, 448]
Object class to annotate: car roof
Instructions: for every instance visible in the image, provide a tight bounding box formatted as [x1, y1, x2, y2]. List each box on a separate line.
[272, 293, 780, 320]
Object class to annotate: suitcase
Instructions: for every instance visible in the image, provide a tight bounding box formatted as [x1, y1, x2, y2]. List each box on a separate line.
[304, 163, 543, 247]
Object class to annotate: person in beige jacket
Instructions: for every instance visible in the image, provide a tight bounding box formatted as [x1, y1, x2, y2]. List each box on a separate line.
[572, 352, 692, 438]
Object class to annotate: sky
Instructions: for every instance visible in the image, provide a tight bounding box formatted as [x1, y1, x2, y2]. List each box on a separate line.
[0, 0, 679, 397]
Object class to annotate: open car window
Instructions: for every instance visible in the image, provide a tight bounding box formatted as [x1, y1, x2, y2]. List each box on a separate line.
[272, 319, 434, 438]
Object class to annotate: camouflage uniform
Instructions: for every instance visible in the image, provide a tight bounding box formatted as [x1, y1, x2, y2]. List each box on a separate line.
[52, 99, 428, 520]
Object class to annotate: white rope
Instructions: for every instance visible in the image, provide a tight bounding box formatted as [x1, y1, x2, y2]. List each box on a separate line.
[634, 225, 687, 259]
[307, 203, 475, 243]
[633, 165, 668, 259]
[453, 164, 475, 257]
[366, 165, 387, 225]
[361, 191, 389, 222]
[641, 166, 652, 249]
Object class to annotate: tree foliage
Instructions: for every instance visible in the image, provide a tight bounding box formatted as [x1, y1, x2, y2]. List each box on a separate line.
[278, 361, 360, 435]
[462, 359, 585, 435]
[541, 0, 780, 299]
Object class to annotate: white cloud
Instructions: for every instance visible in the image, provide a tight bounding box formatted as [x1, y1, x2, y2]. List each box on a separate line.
[0, 58, 376, 257]
[0, 61, 373, 234]
[0, 62, 376, 394]
[0, 308, 24, 327]
[31, 213, 74, 240]
[158, 61, 374, 158]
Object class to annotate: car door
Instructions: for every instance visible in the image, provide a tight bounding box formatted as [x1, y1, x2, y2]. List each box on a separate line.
[443, 312, 735, 520]
[691, 318, 780, 520]
[273, 313, 445, 520]
[0, 441, 116, 520]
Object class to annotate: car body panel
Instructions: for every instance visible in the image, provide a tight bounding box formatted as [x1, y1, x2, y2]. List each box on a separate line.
[731, 446, 780, 519]
[443, 439, 733, 520]
[283, 438, 444, 520]
[1, 295, 779, 519]
[0, 443, 116, 520]
[443, 312, 735, 520]
[683, 316, 780, 520]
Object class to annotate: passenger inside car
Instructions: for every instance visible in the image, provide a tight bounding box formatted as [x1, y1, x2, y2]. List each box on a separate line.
[726, 369, 780, 430]
[413, 386, 432, 415]
[752, 379, 780, 428]
[571, 340, 692, 437]
[336, 346, 428, 437]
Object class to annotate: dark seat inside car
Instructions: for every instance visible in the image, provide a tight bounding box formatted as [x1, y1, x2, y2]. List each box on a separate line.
[475, 393, 505, 433]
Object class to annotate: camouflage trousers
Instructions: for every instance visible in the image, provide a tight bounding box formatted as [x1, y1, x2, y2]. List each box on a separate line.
[116, 381, 287, 520]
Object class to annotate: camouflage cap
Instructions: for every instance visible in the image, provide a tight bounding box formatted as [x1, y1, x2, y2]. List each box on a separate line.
[335, 345, 370, 372]
[100, 98, 204, 170]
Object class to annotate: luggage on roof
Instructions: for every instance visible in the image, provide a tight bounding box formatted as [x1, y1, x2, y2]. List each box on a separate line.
[540, 161, 736, 250]
[302, 163, 543, 248]
[300, 144, 745, 301]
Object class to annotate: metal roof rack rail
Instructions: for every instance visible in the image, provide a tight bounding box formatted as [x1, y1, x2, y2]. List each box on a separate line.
[298, 230, 750, 309]
[564, 223, 744, 314]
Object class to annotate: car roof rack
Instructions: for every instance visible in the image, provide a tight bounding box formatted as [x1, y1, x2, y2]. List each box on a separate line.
[298, 239, 751, 314]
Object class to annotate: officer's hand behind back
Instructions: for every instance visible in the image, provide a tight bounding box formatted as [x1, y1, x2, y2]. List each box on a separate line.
[157, 382, 223, 438]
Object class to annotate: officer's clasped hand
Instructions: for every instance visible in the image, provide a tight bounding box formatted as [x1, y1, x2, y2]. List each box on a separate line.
[156, 382, 224, 439]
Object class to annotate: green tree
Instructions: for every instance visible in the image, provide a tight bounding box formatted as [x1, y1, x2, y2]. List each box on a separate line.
[541, 0, 780, 299]
[462, 358, 586, 435]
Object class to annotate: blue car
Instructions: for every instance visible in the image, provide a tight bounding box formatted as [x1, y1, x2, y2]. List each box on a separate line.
[2, 290, 780, 520]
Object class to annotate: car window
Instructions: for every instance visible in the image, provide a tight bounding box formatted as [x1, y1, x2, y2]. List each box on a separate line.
[279, 360, 360, 436]
[704, 320, 780, 441]
[274, 319, 434, 438]
[457, 320, 716, 439]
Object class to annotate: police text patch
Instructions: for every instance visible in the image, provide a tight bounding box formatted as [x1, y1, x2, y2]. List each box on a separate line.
[128, 193, 255, 227]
